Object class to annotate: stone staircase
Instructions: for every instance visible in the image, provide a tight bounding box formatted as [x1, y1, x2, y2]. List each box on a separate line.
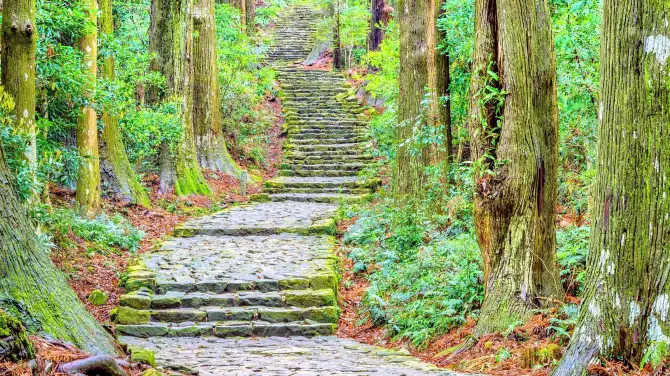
[114, 5, 457, 375]
[114, 203, 340, 339]
[266, 5, 320, 63]
[260, 5, 379, 204]
[259, 64, 377, 204]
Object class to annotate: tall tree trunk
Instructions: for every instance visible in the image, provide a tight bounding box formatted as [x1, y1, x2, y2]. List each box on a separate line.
[149, 0, 211, 196]
[393, 0, 451, 198]
[98, 0, 152, 207]
[0, 135, 119, 355]
[1, 0, 37, 202]
[193, 0, 244, 177]
[75, 0, 101, 216]
[467, 0, 562, 335]
[552, 1, 670, 374]
[244, 0, 254, 34]
[333, 0, 342, 70]
[369, 0, 390, 51]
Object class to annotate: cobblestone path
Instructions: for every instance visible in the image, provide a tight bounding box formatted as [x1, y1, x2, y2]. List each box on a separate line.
[116, 6, 459, 375]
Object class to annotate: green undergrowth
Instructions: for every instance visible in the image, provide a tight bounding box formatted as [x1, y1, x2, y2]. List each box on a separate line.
[339, 168, 484, 349]
[41, 208, 145, 255]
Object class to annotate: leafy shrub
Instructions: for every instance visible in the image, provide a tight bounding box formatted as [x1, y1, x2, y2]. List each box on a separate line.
[556, 226, 589, 294]
[216, 3, 278, 167]
[343, 183, 483, 348]
[43, 208, 145, 254]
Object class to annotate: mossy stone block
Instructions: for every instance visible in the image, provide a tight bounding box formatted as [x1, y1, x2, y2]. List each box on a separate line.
[88, 289, 109, 306]
[129, 346, 156, 367]
[303, 306, 340, 323]
[114, 307, 150, 325]
[120, 293, 152, 310]
[284, 289, 336, 308]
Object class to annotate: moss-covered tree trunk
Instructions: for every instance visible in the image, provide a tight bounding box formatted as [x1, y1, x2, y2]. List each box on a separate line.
[552, 1, 670, 374]
[369, 0, 390, 51]
[98, 0, 152, 207]
[0, 142, 119, 355]
[149, 0, 211, 196]
[75, 0, 101, 216]
[1, 0, 37, 201]
[193, 0, 244, 178]
[467, 0, 562, 336]
[244, 0, 254, 34]
[393, 0, 451, 198]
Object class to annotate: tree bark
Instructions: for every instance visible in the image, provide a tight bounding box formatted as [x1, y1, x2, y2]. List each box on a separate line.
[467, 0, 562, 335]
[75, 0, 101, 216]
[99, 0, 152, 207]
[244, 0, 254, 34]
[1, 0, 37, 202]
[552, 0, 670, 374]
[333, 0, 342, 70]
[369, 0, 391, 51]
[0, 138, 119, 355]
[393, 0, 451, 198]
[149, 0, 211, 196]
[192, 0, 244, 178]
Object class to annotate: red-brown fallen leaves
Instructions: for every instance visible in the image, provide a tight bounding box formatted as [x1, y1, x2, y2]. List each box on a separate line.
[0, 337, 146, 376]
[334, 212, 664, 376]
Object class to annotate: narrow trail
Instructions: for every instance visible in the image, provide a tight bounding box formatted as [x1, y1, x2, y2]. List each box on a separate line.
[116, 6, 458, 375]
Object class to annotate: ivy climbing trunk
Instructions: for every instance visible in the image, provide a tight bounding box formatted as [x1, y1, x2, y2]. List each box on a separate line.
[149, 0, 211, 196]
[1, 0, 37, 202]
[193, 0, 243, 177]
[467, 0, 562, 335]
[0, 142, 119, 355]
[552, 0, 670, 374]
[393, 0, 451, 199]
[75, 0, 101, 216]
[99, 0, 152, 207]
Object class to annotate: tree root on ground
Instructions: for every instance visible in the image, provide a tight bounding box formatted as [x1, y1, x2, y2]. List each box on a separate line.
[57, 354, 127, 376]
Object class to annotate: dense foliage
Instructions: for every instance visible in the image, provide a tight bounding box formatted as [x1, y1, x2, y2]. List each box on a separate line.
[339, 0, 601, 347]
[0, 0, 290, 257]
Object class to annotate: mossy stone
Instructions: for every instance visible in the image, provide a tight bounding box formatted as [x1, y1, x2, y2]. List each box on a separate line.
[120, 293, 152, 310]
[309, 274, 338, 293]
[278, 278, 309, 290]
[129, 346, 156, 367]
[0, 310, 34, 361]
[284, 290, 336, 308]
[88, 289, 109, 306]
[114, 307, 150, 325]
[142, 369, 163, 376]
[303, 307, 340, 323]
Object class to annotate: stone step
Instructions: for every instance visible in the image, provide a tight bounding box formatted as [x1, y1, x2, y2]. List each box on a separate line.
[146, 306, 339, 325]
[173, 202, 338, 237]
[265, 186, 371, 194]
[265, 176, 378, 190]
[116, 321, 336, 338]
[280, 169, 360, 178]
[290, 137, 367, 144]
[286, 150, 367, 158]
[267, 193, 367, 204]
[286, 155, 373, 164]
[282, 163, 366, 172]
[292, 143, 368, 152]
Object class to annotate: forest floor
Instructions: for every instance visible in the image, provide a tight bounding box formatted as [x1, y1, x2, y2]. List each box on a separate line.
[330, 69, 663, 376]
